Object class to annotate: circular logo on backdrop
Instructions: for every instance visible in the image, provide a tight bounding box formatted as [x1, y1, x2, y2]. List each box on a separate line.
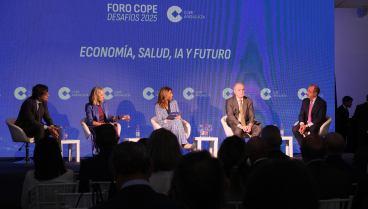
[183, 87, 194, 100]
[103, 87, 113, 100]
[298, 88, 308, 100]
[167, 6, 182, 22]
[143, 87, 155, 100]
[58, 87, 71, 100]
[260, 88, 271, 100]
[222, 88, 233, 100]
[14, 87, 27, 100]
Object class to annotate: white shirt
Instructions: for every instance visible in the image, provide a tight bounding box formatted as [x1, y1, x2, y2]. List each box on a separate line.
[300, 97, 316, 127]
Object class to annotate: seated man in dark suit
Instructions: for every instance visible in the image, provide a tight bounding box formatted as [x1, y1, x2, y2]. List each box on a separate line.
[78, 124, 118, 194]
[226, 82, 262, 138]
[353, 95, 368, 149]
[300, 134, 352, 199]
[172, 151, 228, 209]
[261, 125, 290, 160]
[247, 136, 269, 169]
[336, 96, 353, 145]
[325, 132, 363, 183]
[90, 142, 184, 209]
[14, 84, 62, 150]
[292, 84, 327, 146]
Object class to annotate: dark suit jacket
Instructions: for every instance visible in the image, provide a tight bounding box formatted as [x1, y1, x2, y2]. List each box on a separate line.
[90, 184, 185, 209]
[298, 96, 327, 127]
[15, 97, 53, 128]
[352, 146, 368, 174]
[336, 105, 349, 134]
[268, 150, 290, 160]
[78, 147, 115, 193]
[226, 95, 258, 127]
[354, 102, 368, 133]
[306, 160, 352, 200]
[325, 155, 363, 183]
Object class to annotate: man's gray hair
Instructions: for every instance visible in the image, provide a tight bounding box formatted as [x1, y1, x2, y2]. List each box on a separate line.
[233, 82, 244, 89]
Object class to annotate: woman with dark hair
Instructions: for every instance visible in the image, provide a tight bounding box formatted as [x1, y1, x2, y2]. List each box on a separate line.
[155, 87, 195, 150]
[217, 136, 251, 208]
[147, 128, 182, 195]
[21, 137, 74, 209]
[85, 86, 130, 153]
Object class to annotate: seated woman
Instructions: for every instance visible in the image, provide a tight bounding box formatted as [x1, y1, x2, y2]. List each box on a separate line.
[147, 128, 182, 195]
[217, 136, 251, 209]
[155, 87, 195, 150]
[21, 137, 74, 209]
[85, 86, 130, 154]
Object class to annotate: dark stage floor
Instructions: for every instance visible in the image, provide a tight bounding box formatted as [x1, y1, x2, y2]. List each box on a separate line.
[0, 153, 355, 209]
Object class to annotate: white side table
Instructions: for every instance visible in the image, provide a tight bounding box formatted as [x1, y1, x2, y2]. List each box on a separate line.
[194, 137, 219, 157]
[282, 136, 293, 157]
[61, 140, 80, 162]
[123, 138, 140, 142]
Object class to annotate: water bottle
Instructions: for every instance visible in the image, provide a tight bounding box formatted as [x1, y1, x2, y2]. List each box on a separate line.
[63, 126, 68, 140]
[200, 124, 204, 137]
[204, 123, 209, 137]
[280, 124, 285, 137]
[135, 125, 140, 138]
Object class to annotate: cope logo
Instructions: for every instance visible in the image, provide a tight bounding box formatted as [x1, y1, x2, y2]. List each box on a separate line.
[260, 88, 271, 100]
[222, 88, 234, 100]
[143, 87, 155, 100]
[14, 87, 27, 100]
[103, 87, 113, 100]
[58, 87, 71, 100]
[183, 88, 194, 100]
[167, 6, 182, 22]
[298, 88, 308, 100]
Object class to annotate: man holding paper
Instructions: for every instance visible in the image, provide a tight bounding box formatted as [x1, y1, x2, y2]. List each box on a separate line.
[155, 87, 196, 151]
[226, 83, 262, 139]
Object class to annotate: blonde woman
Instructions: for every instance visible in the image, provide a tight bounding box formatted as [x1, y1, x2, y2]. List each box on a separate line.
[85, 86, 129, 153]
[155, 87, 195, 150]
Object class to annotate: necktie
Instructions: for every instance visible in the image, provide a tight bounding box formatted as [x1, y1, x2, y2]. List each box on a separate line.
[307, 99, 313, 124]
[39, 103, 42, 122]
[239, 100, 246, 126]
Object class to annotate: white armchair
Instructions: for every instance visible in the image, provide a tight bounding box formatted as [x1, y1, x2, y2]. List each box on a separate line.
[80, 118, 121, 139]
[5, 118, 35, 164]
[293, 115, 332, 137]
[151, 117, 191, 139]
[220, 116, 234, 137]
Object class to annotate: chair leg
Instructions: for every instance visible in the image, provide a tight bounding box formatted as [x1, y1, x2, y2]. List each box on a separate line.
[14, 143, 34, 164]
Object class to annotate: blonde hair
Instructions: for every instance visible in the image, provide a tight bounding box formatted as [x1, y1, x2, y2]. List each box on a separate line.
[89, 86, 104, 105]
[156, 87, 172, 108]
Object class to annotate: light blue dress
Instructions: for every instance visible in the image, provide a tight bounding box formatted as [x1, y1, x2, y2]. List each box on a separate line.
[155, 100, 188, 145]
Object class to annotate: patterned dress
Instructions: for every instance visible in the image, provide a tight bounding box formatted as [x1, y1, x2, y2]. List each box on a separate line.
[155, 100, 188, 145]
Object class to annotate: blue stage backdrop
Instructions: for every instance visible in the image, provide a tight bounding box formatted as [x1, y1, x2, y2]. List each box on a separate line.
[0, 0, 334, 157]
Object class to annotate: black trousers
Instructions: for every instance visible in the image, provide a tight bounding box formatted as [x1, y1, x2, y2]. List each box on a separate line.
[292, 124, 321, 146]
[20, 123, 62, 151]
[230, 123, 262, 139]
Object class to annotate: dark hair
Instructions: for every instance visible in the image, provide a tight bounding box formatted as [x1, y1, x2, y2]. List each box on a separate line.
[173, 151, 225, 209]
[218, 136, 250, 198]
[147, 128, 182, 172]
[33, 137, 67, 181]
[95, 124, 118, 149]
[32, 84, 48, 99]
[310, 84, 320, 95]
[138, 138, 148, 146]
[300, 134, 326, 159]
[261, 125, 282, 149]
[243, 160, 319, 209]
[110, 142, 151, 176]
[342, 96, 353, 103]
[325, 132, 345, 154]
